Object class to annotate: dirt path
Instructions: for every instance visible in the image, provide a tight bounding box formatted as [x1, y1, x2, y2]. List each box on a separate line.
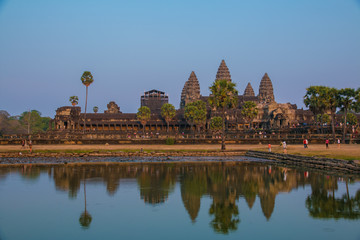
[1, 143, 359, 160]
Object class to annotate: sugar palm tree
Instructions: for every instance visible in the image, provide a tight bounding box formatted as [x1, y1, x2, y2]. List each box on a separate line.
[81, 71, 94, 131]
[161, 103, 176, 133]
[137, 106, 151, 135]
[338, 88, 357, 143]
[69, 96, 79, 106]
[208, 79, 238, 150]
[304, 86, 326, 133]
[93, 106, 99, 113]
[322, 87, 339, 142]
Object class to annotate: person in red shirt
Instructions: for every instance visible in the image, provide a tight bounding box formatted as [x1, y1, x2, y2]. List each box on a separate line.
[325, 139, 329, 149]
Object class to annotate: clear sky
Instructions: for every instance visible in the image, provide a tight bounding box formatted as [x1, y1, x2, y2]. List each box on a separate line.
[0, 0, 359, 117]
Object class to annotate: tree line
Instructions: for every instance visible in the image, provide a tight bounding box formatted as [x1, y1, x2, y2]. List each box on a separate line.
[0, 110, 51, 136]
[304, 86, 360, 143]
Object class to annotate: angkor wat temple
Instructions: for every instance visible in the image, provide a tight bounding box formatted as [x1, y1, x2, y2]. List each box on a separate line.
[51, 60, 313, 134]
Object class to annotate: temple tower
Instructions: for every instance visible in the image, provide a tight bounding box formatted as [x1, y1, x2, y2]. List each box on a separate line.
[141, 89, 168, 114]
[180, 71, 201, 109]
[243, 82, 255, 96]
[215, 60, 232, 82]
[258, 73, 275, 103]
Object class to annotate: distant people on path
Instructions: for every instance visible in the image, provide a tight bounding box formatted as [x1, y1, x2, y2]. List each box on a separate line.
[268, 144, 271, 152]
[337, 138, 341, 149]
[325, 138, 329, 149]
[282, 141, 287, 154]
[21, 139, 25, 149]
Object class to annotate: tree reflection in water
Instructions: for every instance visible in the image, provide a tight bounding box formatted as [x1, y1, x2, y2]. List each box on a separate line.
[306, 177, 360, 220]
[2, 162, 358, 234]
[79, 177, 92, 229]
[137, 165, 176, 205]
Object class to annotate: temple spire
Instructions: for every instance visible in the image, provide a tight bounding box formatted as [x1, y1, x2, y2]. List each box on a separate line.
[243, 82, 255, 96]
[180, 71, 201, 109]
[258, 73, 275, 103]
[215, 60, 232, 82]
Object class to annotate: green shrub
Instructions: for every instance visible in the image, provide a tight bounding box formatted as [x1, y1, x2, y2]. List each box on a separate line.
[166, 138, 175, 145]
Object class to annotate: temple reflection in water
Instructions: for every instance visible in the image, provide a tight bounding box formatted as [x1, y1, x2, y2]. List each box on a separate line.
[0, 162, 359, 234]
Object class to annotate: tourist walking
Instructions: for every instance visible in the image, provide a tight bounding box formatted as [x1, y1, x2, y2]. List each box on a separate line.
[325, 138, 329, 149]
[282, 141, 287, 154]
[268, 144, 271, 152]
[337, 138, 341, 149]
[303, 139, 308, 148]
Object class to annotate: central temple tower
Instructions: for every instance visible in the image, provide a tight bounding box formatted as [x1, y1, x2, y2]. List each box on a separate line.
[215, 60, 232, 82]
[258, 73, 275, 103]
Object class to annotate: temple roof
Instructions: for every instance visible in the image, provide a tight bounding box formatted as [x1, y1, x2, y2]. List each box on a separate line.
[141, 89, 168, 100]
[244, 82, 255, 96]
[215, 60, 232, 82]
[145, 89, 165, 95]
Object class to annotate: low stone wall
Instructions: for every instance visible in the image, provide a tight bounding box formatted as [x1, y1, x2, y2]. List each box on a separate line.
[0, 150, 247, 160]
[246, 150, 360, 175]
[2, 138, 359, 145]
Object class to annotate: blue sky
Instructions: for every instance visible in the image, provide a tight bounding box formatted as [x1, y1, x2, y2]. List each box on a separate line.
[0, 0, 359, 117]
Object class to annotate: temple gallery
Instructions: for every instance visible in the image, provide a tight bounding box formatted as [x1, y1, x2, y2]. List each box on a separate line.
[52, 60, 313, 134]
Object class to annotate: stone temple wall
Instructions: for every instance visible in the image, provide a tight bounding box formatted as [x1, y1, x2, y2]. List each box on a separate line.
[51, 60, 314, 134]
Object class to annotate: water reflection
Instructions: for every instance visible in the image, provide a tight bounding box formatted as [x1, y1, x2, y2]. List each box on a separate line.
[0, 162, 359, 234]
[79, 178, 92, 229]
[306, 177, 360, 220]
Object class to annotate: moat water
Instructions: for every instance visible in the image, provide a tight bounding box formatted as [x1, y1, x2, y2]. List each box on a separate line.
[0, 160, 359, 240]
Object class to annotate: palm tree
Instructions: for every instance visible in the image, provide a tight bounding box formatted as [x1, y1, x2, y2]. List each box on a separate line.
[208, 79, 238, 150]
[240, 101, 258, 130]
[137, 106, 151, 135]
[80, 71, 94, 132]
[93, 106, 99, 113]
[304, 86, 326, 133]
[338, 88, 357, 143]
[322, 87, 339, 142]
[69, 96, 79, 106]
[161, 103, 176, 133]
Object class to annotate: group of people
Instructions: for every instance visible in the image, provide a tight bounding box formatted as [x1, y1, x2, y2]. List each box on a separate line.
[267, 141, 288, 153]
[302, 137, 342, 150]
[325, 138, 341, 149]
[268, 137, 342, 154]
